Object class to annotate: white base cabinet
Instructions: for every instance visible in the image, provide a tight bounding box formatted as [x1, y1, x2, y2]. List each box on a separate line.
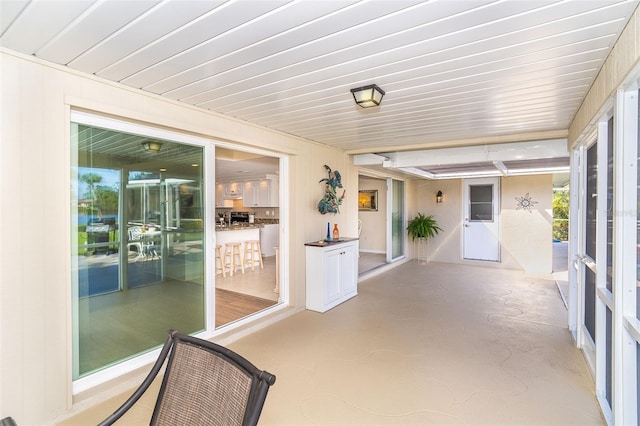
[305, 239, 358, 313]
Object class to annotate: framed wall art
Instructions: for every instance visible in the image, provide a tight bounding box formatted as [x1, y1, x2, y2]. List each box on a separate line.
[358, 190, 378, 211]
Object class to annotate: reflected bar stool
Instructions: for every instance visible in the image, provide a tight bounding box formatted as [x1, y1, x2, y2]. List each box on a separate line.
[215, 244, 226, 278]
[224, 242, 244, 276]
[243, 240, 264, 272]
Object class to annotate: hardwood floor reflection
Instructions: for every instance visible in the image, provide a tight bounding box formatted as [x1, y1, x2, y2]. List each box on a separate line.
[215, 288, 276, 327]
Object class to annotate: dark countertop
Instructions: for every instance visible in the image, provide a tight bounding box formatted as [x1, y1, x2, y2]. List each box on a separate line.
[305, 237, 358, 247]
[215, 224, 264, 231]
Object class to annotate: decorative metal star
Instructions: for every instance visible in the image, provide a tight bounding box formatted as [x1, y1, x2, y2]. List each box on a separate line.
[515, 193, 538, 212]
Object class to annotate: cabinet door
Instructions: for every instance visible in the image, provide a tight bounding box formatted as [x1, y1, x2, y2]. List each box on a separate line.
[216, 183, 236, 207]
[340, 244, 357, 295]
[244, 180, 272, 207]
[225, 182, 243, 198]
[216, 183, 234, 207]
[256, 180, 271, 206]
[268, 178, 279, 207]
[215, 183, 225, 206]
[243, 181, 258, 206]
[324, 249, 342, 305]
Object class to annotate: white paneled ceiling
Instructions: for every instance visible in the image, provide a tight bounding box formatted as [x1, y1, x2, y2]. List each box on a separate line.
[2, 0, 638, 178]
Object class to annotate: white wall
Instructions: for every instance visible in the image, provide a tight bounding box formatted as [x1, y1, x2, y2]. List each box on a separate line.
[0, 50, 359, 424]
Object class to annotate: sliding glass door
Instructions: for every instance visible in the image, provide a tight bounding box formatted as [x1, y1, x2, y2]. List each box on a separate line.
[71, 118, 205, 380]
[388, 178, 405, 261]
[70, 113, 288, 390]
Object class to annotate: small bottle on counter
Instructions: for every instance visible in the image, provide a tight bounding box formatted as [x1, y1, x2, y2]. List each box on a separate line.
[326, 222, 331, 241]
[332, 224, 339, 240]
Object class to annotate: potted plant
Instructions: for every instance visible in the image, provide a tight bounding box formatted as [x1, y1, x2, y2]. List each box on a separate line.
[407, 213, 442, 241]
[407, 213, 442, 264]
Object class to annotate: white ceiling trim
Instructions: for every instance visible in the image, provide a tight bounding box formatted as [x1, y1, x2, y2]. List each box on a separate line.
[355, 139, 568, 167]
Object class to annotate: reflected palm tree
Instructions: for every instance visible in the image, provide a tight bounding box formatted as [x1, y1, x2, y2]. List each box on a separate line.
[81, 172, 103, 218]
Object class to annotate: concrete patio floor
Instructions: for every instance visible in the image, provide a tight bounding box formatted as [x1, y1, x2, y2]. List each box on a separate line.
[61, 258, 601, 425]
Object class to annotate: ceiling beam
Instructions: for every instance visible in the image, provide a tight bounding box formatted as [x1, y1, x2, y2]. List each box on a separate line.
[375, 139, 568, 168]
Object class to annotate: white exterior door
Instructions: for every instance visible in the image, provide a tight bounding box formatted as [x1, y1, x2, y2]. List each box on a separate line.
[463, 178, 500, 261]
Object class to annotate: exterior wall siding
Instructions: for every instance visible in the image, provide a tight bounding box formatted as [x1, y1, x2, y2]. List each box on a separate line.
[0, 50, 358, 424]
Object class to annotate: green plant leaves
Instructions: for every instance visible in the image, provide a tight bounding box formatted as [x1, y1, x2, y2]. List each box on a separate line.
[406, 213, 442, 241]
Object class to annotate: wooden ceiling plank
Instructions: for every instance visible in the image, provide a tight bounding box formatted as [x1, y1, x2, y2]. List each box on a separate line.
[0, 0, 93, 54]
[213, 57, 599, 122]
[0, 0, 29, 38]
[116, 0, 292, 87]
[161, 0, 616, 104]
[143, 0, 368, 94]
[36, 0, 158, 64]
[3, 0, 637, 152]
[186, 16, 620, 111]
[68, 0, 223, 74]
[97, 0, 287, 82]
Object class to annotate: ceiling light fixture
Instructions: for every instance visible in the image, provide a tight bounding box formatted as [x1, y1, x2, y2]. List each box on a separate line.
[142, 141, 162, 152]
[350, 84, 385, 108]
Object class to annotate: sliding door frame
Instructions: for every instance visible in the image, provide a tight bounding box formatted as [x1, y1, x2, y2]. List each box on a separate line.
[70, 110, 290, 393]
[386, 177, 405, 262]
[570, 66, 640, 425]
